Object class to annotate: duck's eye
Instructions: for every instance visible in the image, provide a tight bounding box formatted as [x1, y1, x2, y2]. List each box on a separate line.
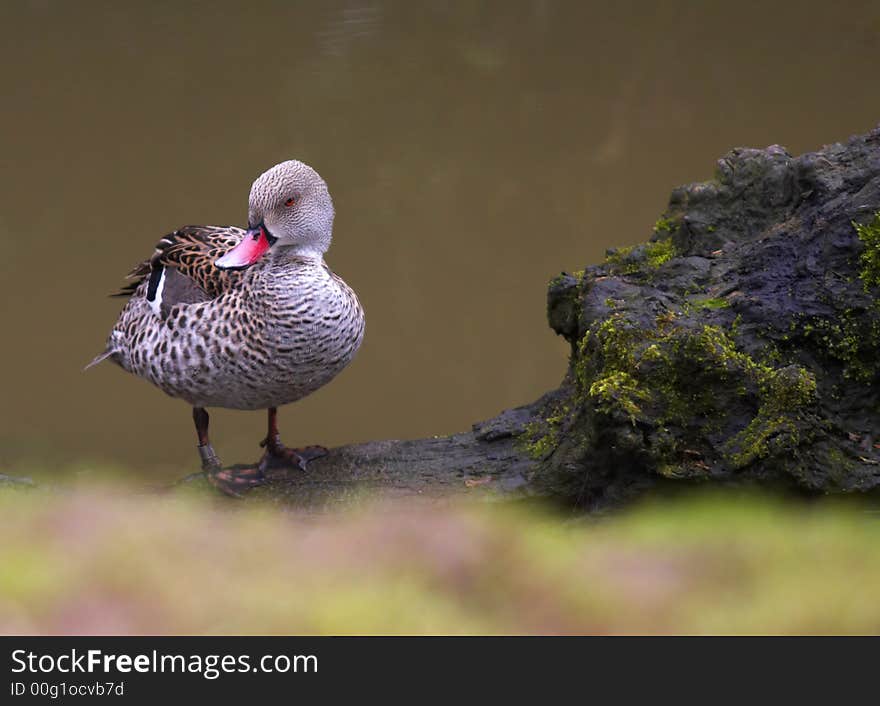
[285, 197, 296, 207]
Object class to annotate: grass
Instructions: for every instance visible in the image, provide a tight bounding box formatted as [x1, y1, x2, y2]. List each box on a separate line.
[1, 486, 879, 634]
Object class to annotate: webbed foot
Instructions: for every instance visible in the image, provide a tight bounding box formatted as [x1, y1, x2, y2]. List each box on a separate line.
[199, 443, 265, 498]
[259, 435, 328, 473]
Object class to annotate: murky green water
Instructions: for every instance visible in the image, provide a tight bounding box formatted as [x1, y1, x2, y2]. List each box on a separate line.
[1, 1, 878, 479]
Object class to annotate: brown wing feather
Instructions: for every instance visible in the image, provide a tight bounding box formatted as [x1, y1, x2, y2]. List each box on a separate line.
[112, 225, 246, 299]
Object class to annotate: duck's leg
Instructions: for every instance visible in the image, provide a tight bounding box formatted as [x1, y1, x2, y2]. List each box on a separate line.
[193, 407, 264, 497]
[258, 407, 328, 472]
[193, 407, 220, 471]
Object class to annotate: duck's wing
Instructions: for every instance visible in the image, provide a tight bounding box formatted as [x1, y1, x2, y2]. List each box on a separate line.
[113, 225, 246, 317]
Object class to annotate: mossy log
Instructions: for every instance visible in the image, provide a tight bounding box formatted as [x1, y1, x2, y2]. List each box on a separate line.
[528, 127, 880, 506]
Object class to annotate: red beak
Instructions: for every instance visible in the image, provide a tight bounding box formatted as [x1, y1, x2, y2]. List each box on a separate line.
[215, 225, 274, 270]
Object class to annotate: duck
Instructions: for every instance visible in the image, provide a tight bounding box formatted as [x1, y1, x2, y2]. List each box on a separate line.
[88, 160, 365, 496]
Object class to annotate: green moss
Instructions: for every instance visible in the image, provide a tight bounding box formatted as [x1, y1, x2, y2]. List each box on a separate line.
[653, 216, 679, 234]
[604, 245, 637, 273]
[522, 421, 558, 459]
[855, 212, 880, 289]
[692, 297, 730, 310]
[800, 309, 880, 382]
[824, 446, 861, 485]
[730, 314, 742, 337]
[571, 311, 816, 472]
[520, 403, 571, 460]
[604, 239, 676, 275]
[549, 269, 585, 285]
[645, 239, 675, 267]
[588, 371, 649, 423]
[725, 366, 817, 469]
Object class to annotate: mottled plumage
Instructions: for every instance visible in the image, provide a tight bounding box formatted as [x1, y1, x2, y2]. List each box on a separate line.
[114, 226, 244, 300]
[90, 160, 365, 494]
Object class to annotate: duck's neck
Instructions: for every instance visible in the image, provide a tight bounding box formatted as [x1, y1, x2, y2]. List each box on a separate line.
[272, 244, 326, 264]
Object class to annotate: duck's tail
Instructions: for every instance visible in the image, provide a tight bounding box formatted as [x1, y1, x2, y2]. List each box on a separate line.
[84, 348, 115, 371]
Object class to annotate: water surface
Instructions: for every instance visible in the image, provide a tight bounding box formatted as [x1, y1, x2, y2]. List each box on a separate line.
[1, 1, 878, 478]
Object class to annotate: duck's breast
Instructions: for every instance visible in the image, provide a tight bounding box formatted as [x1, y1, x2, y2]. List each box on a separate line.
[246, 261, 365, 403]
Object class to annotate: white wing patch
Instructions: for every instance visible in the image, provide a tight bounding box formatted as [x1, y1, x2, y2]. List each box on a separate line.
[148, 268, 166, 317]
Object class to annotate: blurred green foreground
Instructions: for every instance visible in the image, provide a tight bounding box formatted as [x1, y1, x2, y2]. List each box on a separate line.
[1, 486, 879, 635]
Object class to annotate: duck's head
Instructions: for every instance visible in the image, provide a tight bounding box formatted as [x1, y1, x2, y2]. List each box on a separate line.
[215, 159, 335, 269]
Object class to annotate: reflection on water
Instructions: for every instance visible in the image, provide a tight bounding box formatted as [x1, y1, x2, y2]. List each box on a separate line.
[1, 1, 878, 478]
